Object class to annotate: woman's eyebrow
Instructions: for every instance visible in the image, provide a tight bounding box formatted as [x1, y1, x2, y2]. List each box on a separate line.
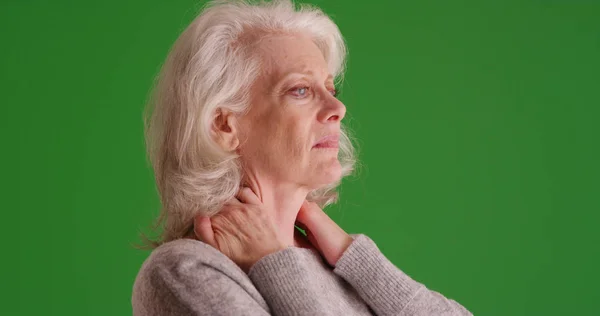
[275, 71, 334, 85]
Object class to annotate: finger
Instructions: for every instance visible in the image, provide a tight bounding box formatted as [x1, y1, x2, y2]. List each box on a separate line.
[295, 221, 321, 251]
[305, 228, 320, 252]
[295, 200, 319, 229]
[295, 201, 322, 248]
[294, 226, 318, 250]
[296, 200, 338, 243]
[236, 187, 261, 205]
[194, 216, 216, 248]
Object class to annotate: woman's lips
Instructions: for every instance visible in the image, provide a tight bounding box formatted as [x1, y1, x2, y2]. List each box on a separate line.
[313, 135, 340, 148]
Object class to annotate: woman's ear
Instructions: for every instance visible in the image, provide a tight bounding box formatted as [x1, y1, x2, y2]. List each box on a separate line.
[211, 108, 240, 152]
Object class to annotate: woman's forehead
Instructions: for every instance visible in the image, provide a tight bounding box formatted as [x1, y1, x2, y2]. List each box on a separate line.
[258, 36, 329, 82]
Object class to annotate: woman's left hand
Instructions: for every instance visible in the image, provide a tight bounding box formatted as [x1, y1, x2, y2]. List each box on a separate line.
[295, 200, 354, 267]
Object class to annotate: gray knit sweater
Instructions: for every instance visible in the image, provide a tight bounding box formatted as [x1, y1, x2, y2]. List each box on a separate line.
[132, 234, 472, 315]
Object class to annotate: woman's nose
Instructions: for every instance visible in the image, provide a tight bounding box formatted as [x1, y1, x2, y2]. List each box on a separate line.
[318, 92, 346, 123]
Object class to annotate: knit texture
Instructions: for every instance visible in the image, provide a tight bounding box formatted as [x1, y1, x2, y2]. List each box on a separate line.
[132, 234, 472, 315]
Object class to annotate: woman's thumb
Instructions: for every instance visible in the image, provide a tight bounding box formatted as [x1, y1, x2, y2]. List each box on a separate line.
[194, 216, 216, 248]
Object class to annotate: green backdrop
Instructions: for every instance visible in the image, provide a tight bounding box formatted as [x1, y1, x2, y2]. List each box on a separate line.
[2, 0, 599, 315]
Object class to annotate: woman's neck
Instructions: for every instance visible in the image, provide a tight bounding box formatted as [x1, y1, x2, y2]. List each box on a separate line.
[242, 174, 310, 248]
[184, 173, 314, 249]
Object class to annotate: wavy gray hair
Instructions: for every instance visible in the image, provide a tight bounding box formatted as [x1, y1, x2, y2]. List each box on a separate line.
[138, 0, 356, 249]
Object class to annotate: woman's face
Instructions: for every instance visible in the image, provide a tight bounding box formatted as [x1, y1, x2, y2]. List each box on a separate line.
[237, 33, 346, 190]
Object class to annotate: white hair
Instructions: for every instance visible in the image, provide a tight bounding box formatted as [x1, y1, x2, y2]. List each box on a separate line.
[138, 0, 356, 249]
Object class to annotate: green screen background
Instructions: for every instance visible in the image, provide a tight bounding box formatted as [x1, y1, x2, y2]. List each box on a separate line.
[2, 0, 599, 315]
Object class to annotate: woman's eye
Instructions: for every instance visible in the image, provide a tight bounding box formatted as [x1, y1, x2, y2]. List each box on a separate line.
[291, 86, 310, 98]
[289, 86, 338, 98]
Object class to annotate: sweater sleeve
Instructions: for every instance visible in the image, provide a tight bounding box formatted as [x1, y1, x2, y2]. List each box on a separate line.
[332, 234, 473, 316]
[248, 247, 343, 316]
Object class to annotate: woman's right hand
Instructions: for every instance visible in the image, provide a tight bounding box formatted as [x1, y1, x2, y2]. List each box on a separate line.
[192, 187, 289, 273]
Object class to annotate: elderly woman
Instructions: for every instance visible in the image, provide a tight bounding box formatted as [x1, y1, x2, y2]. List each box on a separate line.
[132, 0, 472, 315]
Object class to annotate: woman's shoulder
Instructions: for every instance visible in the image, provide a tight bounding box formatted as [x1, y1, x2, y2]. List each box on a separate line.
[135, 238, 243, 279]
[151, 238, 225, 262]
[132, 238, 249, 297]
[132, 239, 270, 315]
[132, 238, 261, 310]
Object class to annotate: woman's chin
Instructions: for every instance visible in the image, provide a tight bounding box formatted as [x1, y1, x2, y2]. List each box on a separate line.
[309, 164, 343, 187]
